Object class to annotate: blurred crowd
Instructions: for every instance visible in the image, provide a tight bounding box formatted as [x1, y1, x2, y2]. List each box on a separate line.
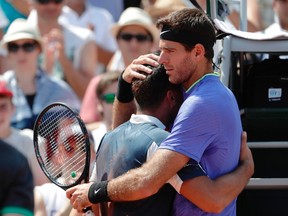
[0, 0, 284, 215]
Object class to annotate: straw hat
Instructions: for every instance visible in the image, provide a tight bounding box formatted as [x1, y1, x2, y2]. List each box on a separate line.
[111, 7, 159, 41]
[1, 18, 42, 48]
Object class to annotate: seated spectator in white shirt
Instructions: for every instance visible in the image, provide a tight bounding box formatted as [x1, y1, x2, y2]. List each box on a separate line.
[27, 0, 97, 99]
[59, 0, 118, 73]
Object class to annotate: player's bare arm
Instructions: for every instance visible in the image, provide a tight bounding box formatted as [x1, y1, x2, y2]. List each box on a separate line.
[67, 149, 189, 212]
[107, 149, 188, 200]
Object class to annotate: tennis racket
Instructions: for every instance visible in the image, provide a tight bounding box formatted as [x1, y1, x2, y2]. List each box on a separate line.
[33, 102, 94, 215]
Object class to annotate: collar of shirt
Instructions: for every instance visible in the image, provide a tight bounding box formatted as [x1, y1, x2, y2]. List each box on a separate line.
[130, 114, 166, 130]
[184, 72, 220, 100]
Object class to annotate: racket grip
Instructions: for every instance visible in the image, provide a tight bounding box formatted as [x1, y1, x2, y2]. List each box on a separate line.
[84, 207, 95, 216]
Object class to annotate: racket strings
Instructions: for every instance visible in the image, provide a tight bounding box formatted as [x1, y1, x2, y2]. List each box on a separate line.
[36, 105, 88, 186]
[44, 135, 86, 180]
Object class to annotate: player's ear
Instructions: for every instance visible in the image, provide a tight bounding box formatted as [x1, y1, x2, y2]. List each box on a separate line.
[166, 90, 177, 105]
[193, 43, 205, 59]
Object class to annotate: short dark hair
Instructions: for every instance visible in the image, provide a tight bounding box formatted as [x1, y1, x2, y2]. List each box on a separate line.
[156, 8, 216, 60]
[132, 64, 181, 110]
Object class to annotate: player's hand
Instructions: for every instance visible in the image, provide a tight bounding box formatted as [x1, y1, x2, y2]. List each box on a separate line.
[66, 182, 94, 213]
[122, 53, 159, 83]
[239, 131, 254, 178]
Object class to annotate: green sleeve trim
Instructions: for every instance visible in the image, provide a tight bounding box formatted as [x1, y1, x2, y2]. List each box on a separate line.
[0, 206, 33, 216]
[186, 72, 220, 92]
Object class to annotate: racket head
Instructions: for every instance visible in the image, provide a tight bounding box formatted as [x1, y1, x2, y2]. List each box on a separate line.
[33, 102, 91, 190]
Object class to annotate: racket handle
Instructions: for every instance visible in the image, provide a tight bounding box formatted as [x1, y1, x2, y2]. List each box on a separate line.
[84, 207, 95, 216]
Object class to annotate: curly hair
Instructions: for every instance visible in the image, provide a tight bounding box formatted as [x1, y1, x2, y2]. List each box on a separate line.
[132, 63, 182, 110]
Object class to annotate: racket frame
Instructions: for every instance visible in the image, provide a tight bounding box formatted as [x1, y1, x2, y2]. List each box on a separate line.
[33, 102, 91, 190]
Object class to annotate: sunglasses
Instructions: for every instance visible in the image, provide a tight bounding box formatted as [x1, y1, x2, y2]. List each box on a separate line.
[101, 93, 115, 104]
[118, 33, 152, 42]
[36, 0, 63, 4]
[7, 42, 37, 53]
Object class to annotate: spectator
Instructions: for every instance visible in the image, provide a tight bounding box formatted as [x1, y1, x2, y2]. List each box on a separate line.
[0, 18, 80, 130]
[0, 139, 34, 216]
[88, 71, 120, 152]
[79, 75, 103, 124]
[107, 7, 159, 71]
[80, 7, 158, 124]
[59, 0, 118, 73]
[27, 0, 97, 99]
[0, 80, 48, 185]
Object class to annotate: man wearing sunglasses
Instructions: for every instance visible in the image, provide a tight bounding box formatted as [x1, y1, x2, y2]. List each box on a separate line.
[107, 7, 159, 72]
[26, 0, 97, 100]
[79, 7, 159, 127]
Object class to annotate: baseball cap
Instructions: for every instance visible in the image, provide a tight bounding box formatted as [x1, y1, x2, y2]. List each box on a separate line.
[111, 7, 159, 42]
[0, 81, 13, 97]
[1, 18, 42, 48]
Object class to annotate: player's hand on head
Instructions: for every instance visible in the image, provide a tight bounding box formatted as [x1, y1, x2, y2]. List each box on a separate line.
[122, 53, 160, 83]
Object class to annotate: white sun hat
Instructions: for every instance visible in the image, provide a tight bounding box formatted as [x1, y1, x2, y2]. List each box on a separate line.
[111, 7, 159, 42]
[1, 18, 42, 48]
